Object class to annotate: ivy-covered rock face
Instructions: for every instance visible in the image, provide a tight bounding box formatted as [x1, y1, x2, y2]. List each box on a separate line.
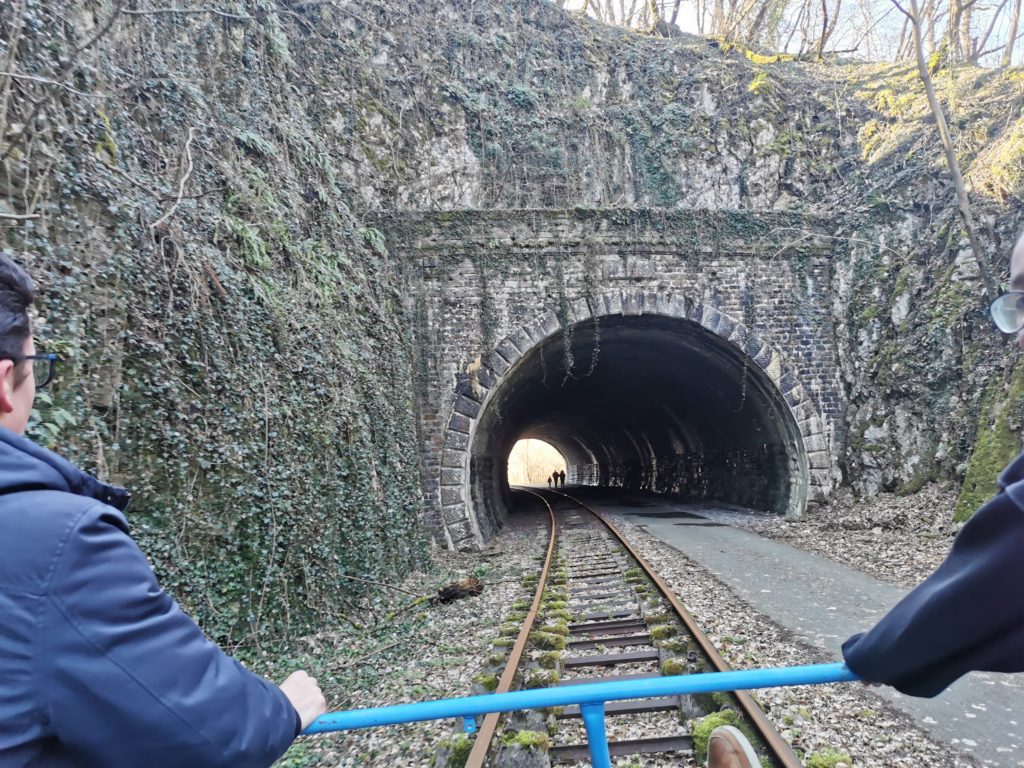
[1, 0, 429, 644]
[3, 0, 1023, 648]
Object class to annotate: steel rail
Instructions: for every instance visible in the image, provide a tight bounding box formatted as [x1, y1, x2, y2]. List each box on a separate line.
[553, 489, 804, 768]
[462, 490, 557, 768]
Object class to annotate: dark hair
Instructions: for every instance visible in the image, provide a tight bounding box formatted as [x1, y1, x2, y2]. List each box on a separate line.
[0, 254, 35, 361]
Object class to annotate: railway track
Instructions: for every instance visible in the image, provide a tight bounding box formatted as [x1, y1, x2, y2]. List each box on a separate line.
[457, 488, 803, 768]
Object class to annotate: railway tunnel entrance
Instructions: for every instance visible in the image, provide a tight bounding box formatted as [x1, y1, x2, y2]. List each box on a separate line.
[470, 313, 809, 535]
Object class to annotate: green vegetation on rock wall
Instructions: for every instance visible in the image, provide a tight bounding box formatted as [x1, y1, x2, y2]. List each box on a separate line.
[0, 1, 427, 644]
[830, 61, 1024, 504]
[955, 365, 1024, 520]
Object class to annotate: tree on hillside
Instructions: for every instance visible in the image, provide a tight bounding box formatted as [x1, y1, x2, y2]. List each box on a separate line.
[559, 0, 1023, 65]
[892, 0, 999, 301]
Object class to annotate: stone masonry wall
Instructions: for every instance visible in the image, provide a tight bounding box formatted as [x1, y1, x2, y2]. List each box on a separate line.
[378, 209, 845, 547]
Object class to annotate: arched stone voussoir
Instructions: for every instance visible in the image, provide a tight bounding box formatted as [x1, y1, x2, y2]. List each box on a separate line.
[604, 292, 624, 316]
[641, 291, 667, 315]
[714, 311, 737, 340]
[532, 310, 562, 341]
[699, 305, 724, 336]
[621, 290, 644, 316]
[568, 296, 591, 324]
[495, 337, 524, 367]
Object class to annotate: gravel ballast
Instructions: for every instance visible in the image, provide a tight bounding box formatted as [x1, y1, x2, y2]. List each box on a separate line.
[268, 485, 981, 767]
[602, 507, 980, 768]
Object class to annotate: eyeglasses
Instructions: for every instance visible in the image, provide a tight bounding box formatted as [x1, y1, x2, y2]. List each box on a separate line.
[991, 291, 1024, 334]
[5, 353, 59, 388]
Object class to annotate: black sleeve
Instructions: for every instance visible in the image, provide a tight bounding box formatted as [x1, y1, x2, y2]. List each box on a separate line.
[842, 490, 1024, 697]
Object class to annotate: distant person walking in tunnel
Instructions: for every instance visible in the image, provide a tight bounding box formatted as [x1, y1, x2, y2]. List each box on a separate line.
[547, 473, 552, 489]
[0, 255, 326, 767]
[558, 469, 566, 489]
[842, 228, 1024, 697]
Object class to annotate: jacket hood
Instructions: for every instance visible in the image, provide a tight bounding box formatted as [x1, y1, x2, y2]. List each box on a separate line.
[0, 428, 130, 510]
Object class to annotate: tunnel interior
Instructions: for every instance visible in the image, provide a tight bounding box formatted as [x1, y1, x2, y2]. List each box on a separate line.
[469, 314, 808, 535]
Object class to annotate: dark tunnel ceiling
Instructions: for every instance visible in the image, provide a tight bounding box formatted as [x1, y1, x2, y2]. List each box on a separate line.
[474, 314, 804, 513]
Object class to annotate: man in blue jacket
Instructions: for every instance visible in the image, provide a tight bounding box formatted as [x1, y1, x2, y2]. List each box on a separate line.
[842, 230, 1024, 696]
[0, 254, 326, 766]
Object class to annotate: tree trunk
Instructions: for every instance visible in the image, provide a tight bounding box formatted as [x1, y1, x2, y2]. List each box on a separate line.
[1004, 0, 1022, 66]
[898, 0, 998, 302]
[816, 0, 840, 58]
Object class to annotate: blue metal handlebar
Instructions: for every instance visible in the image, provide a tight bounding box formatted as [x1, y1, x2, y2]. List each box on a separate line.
[303, 662, 860, 766]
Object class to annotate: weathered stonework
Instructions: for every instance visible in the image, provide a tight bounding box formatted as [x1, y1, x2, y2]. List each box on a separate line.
[377, 209, 844, 548]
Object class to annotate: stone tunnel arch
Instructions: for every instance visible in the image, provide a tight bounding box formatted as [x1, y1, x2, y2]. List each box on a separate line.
[436, 289, 832, 550]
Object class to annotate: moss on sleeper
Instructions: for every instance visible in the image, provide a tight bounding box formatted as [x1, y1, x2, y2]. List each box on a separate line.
[529, 631, 567, 650]
[501, 729, 550, 750]
[538, 651, 562, 669]
[434, 732, 473, 768]
[691, 710, 743, 764]
[805, 750, 854, 768]
[525, 669, 560, 688]
[649, 624, 678, 640]
[661, 658, 688, 676]
[539, 621, 569, 636]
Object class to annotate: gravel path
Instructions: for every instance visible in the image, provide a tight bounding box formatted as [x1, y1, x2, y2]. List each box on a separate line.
[731, 483, 961, 590]
[603, 513, 981, 768]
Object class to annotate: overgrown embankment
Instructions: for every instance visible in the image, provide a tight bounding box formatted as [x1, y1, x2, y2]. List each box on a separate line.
[4, 0, 1024, 657]
[0, 2, 428, 644]
[824, 61, 1024, 512]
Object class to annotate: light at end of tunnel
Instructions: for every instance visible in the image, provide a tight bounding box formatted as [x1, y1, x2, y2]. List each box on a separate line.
[507, 439, 566, 486]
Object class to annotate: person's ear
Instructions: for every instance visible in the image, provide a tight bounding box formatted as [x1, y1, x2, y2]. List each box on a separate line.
[0, 359, 16, 415]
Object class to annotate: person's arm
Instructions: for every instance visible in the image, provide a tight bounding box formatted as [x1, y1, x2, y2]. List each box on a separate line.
[842, 489, 1024, 697]
[38, 502, 317, 767]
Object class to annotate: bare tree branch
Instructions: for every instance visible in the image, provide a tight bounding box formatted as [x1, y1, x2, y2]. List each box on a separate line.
[892, 0, 998, 301]
[151, 127, 196, 233]
[1004, 0, 1023, 65]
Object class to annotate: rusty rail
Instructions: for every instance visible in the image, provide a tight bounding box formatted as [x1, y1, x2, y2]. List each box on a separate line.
[555, 490, 803, 768]
[463, 491, 557, 768]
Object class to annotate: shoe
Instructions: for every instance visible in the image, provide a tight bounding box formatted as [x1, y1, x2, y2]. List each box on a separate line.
[706, 725, 760, 768]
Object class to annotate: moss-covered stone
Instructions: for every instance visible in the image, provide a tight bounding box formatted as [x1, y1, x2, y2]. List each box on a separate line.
[692, 710, 743, 764]
[434, 733, 474, 768]
[805, 750, 854, 768]
[955, 365, 1024, 521]
[501, 729, 551, 749]
[473, 673, 499, 692]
